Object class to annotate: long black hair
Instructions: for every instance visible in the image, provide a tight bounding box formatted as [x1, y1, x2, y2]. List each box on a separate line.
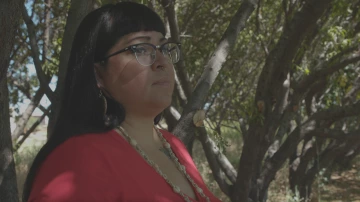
[23, 2, 166, 201]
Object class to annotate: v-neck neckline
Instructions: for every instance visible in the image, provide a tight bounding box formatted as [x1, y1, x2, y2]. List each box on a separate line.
[112, 129, 201, 202]
[161, 130, 201, 202]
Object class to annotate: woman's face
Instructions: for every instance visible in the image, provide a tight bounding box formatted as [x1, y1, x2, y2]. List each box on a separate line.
[96, 31, 175, 116]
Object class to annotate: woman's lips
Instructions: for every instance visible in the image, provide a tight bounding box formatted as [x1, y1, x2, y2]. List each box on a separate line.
[153, 81, 170, 86]
[153, 78, 171, 86]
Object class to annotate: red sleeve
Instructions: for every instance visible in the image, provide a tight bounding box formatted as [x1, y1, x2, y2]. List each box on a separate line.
[28, 135, 123, 202]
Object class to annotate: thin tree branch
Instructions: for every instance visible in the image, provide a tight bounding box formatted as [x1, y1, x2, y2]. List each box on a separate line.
[309, 101, 360, 122]
[45, 57, 59, 67]
[254, 0, 269, 56]
[310, 128, 360, 140]
[9, 35, 27, 62]
[163, 106, 180, 132]
[42, 0, 52, 64]
[197, 127, 232, 196]
[200, 127, 237, 183]
[11, 87, 45, 141]
[174, 72, 187, 107]
[11, 78, 31, 99]
[22, 5, 54, 102]
[343, 75, 360, 104]
[180, 0, 204, 34]
[204, 74, 228, 115]
[304, 78, 327, 116]
[14, 107, 50, 152]
[159, 0, 192, 100]
[296, 52, 360, 96]
[13, 82, 48, 114]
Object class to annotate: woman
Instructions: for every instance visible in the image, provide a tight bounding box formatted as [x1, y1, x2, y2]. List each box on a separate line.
[23, 2, 222, 202]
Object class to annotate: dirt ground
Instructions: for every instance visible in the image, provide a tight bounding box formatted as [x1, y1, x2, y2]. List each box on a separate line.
[267, 158, 360, 202]
[319, 165, 360, 202]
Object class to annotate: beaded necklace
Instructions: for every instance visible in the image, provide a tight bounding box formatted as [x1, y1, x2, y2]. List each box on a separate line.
[117, 126, 210, 202]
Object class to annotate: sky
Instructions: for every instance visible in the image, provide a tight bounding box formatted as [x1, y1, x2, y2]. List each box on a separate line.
[10, 64, 57, 132]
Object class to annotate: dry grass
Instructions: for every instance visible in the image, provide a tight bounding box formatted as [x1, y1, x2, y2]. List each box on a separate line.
[14, 131, 47, 201]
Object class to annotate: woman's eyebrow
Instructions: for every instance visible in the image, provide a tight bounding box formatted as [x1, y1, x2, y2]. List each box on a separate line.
[126, 36, 167, 45]
[126, 36, 151, 45]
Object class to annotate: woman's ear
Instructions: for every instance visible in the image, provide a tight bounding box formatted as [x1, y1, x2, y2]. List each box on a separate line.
[94, 63, 105, 88]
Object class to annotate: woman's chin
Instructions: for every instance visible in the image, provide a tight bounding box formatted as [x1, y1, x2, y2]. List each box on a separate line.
[149, 98, 172, 110]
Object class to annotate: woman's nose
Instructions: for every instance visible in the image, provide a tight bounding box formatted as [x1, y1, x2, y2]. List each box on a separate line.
[151, 50, 168, 71]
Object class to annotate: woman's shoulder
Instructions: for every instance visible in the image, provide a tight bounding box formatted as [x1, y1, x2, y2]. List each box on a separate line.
[40, 129, 128, 172]
[29, 130, 127, 201]
[51, 130, 119, 154]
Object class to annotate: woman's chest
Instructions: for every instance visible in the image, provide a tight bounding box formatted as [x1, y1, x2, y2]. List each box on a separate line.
[104, 148, 200, 202]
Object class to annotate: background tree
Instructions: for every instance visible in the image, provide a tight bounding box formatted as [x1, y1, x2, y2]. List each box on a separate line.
[4, 0, 360, 202]
[0, 1, 26, 202]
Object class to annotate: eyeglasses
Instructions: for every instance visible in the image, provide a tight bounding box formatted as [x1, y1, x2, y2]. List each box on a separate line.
[101, 42, 181, 66]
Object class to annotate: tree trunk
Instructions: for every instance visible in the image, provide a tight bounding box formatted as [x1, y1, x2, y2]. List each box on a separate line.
[0, 0, 25, 201]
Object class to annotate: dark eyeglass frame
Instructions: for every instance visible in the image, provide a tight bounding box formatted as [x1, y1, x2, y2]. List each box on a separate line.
[100, 42, 181, 66]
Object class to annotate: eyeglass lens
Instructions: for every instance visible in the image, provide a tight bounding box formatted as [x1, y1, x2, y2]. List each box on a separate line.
[133, 43, 180, 66]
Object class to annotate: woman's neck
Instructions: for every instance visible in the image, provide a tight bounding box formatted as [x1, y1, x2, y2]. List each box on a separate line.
[120, 114, 161, 148]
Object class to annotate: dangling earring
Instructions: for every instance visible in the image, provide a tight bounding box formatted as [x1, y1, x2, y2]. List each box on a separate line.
[154, 112, 163, 125]
[99, 90, 107, 116]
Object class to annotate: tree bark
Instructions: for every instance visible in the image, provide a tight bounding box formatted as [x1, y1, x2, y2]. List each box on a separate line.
[48, 0, 96, 137]
[42, 0, 52, 63]
[0, 0, 25, 201]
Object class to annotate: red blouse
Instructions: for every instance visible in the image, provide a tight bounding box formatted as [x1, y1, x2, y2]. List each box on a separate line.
[28, 129, 222, 202]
